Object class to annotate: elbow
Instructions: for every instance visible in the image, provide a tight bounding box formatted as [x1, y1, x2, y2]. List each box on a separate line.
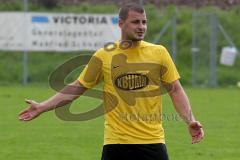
[168, 80, 182, 97]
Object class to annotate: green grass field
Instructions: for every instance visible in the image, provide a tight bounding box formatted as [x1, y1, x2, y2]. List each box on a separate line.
[0, 85, 239, 160]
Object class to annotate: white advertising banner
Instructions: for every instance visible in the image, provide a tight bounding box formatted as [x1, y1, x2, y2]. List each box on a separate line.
[0, 12, 120, 51]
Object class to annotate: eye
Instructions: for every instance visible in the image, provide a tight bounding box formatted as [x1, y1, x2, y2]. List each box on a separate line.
[131, 20, 139, 24]
[142, 20, 147, 25]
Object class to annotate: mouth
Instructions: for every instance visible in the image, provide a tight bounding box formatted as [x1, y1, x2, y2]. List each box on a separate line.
[136, 32, 145, 37]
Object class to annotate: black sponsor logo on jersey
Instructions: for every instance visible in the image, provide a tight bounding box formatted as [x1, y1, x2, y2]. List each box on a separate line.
[115, 73, 149, 90]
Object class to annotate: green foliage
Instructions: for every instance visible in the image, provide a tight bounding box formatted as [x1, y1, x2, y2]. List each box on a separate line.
[0, 1, 22, 11]
[0, 3, 239, 86]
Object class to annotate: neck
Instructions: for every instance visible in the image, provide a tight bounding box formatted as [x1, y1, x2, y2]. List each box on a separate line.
[132, 41, 141, 47]
[120, 38, 142, 48]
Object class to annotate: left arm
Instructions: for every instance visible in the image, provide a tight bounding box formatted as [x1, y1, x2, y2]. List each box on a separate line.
[168, 80, 204, 144]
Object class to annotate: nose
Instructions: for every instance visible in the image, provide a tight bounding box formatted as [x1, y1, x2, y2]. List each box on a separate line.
[138, 22, 146, 30]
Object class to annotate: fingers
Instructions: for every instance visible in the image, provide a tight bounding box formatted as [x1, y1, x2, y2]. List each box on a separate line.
[25, 99, 37, 105]
[192, 135, 200, 144]
[19, 113, 32, 121]
[18, 99, 37, 121]
[192, 128, 204, 144]
[18, 108, 30, 116]
[189, 121, 204, 144]
[18, 99, 33, 116]
[25, 99, 31, 104]
[196, 121, 202, 127]
[196, 121, 202, 128]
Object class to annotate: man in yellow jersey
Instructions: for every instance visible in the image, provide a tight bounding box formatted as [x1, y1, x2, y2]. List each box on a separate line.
[19, 3, 204, 160]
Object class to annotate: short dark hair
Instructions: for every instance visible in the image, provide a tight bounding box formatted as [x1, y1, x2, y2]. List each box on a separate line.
[119, 3, 145, 21]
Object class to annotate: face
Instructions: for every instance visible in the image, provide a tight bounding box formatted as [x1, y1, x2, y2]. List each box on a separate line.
[119, 10, 147, 41]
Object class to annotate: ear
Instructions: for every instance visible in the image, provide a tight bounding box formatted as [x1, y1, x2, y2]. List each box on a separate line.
[118, 19, 124, 28]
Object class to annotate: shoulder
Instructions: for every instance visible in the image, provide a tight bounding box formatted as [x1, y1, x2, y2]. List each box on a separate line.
[141, 41, 166, 49]
[92, 47, 106, 58]
[141, 41, 168, 54]
[94, 40, 120, 57]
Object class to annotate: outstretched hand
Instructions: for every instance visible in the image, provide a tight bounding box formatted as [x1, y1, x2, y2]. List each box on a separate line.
[18, 99, 42, 121]
[188, 121, 204, 144]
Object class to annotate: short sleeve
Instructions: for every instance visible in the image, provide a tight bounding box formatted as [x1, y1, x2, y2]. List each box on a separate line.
[78, 50, 103, 88]
[159, 46, 180, 83]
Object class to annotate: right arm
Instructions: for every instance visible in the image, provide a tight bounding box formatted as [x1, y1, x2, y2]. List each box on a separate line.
[18, 80, 87, 121]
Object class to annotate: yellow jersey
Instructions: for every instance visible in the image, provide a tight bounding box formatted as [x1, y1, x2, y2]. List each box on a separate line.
[78, 41, 180, 144]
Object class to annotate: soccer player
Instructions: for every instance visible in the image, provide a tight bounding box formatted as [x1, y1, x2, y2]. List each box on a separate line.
[19, 3, 204, 160]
